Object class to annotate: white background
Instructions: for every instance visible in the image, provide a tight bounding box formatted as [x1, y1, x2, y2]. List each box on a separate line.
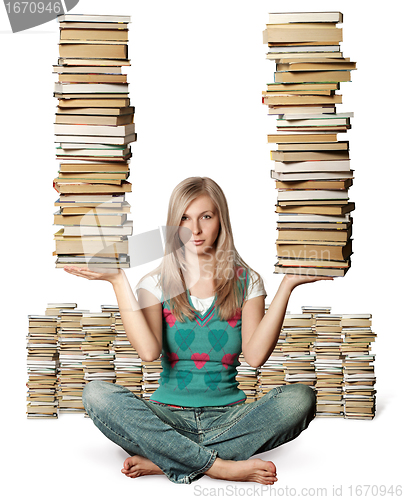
[1, 0, 403, 498]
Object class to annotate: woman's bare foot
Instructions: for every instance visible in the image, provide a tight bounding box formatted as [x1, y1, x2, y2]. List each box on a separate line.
[121, 455, 164, 478]
[206, 457, 277, 485]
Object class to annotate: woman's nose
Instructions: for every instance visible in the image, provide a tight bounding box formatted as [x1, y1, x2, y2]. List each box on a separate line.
[192, 221, 201, 234]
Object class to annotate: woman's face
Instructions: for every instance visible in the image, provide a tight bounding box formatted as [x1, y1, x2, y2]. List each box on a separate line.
[179, 194, 220, 256]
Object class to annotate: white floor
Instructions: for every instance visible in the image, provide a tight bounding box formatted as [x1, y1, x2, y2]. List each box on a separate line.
[5, 382, 401, 500]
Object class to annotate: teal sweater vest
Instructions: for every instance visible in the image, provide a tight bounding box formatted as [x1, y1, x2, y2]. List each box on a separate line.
[150, 268, 249, 407]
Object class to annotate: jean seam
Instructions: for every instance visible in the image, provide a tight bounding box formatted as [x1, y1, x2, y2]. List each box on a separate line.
[186, 448, 218, 483]
[204, 391, 281, 441]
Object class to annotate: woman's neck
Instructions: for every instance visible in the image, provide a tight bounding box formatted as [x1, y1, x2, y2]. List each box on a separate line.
[183, 248, 216, 290]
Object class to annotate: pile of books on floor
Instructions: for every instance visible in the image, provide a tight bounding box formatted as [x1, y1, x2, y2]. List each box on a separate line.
[256, 306, 376, 419]
[257, 303, 287, 397]
[263, 11, 355, 277]
[26, 304, 376, 420]
[53, 14, 135, 269]
[311, 310, 345, 417]
[26, 314, 59, 418]
[236, 353, 259, 402]
[104, 305, 143, 396]
[57, 305, 88, 413]
[142, 360, 163, 399]
[26, 303, 154, 418]
[341, 314, 376, 419]
[282, 312, 316, 387]
[81, 311, 116, 387]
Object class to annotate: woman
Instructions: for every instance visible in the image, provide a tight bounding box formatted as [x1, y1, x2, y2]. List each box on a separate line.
[64, 176, 332, 485]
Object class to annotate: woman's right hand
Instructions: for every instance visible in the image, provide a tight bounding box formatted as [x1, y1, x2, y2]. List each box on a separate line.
[63, 265, 124, 286]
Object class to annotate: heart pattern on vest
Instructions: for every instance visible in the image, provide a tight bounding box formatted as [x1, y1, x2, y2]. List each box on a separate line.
[191, 352, 210, 369]
[208, 329, 228, 352]
[176, 370, 193, 390]
[204, 371, 221, 391]
[227, 309, 242, 328]
[167, 352, 179, 368]
[221, 353, 238, 369]
[175, 329, 195, 350]
[163, 308, 176, 328]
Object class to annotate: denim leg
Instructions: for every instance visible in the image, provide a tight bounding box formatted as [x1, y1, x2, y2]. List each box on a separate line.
[199, 384, 316, 460]
[82, 381, 217, 484]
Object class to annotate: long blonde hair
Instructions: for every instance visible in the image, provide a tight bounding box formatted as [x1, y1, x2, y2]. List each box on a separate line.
[139, 177, 261, 321]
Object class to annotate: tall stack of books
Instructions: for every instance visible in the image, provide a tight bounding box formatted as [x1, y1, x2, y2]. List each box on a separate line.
[102, 305, 143, 396]
[57, 306, 87, 413]
[53, 14, 135, 270]
[341, 315, 376, 419]
[312, 313, 345, 417]
[263, 12, 355, 277]
[236, 354, 259, 402]
[81, 312, 116, 386]
[26, 315, 59, 418]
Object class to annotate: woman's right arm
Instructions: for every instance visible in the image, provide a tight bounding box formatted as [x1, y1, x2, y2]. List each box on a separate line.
[64, 266, 162, 361]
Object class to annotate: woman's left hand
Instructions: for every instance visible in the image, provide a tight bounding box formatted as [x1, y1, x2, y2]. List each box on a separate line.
[281, 273, 334, 291]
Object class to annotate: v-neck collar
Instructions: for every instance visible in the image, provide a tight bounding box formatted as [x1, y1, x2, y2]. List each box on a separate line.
[186, 289, 217, 319]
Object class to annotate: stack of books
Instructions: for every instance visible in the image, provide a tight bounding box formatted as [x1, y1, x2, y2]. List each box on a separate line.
[141, 360, 163, 399]
[256, 306, 376, 420]
[103, 305, 143, 396]
[312, 313, 345, 417]
[26, 315, 59, 418]
[281, 313, 316, 387]
[53, 14, 135, 269]
[57, 306, 87, 413]
[81, 312, 116, 386]
[263, 11, 355, 277]
[236, 354, 259, 402]
[341, 315, 376, 419]
[257, 350, 287, 397]
[257, 304, 287, 397]
[45, 302, 77, 316]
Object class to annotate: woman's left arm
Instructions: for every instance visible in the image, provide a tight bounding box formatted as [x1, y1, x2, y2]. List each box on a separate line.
[241, 274, 333, 368]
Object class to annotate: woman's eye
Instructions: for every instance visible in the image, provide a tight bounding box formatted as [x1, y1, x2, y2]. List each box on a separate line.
[202, 215, 211, 219]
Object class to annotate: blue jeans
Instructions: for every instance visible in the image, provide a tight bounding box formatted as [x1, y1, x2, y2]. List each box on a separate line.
[82, 381, 316, 484]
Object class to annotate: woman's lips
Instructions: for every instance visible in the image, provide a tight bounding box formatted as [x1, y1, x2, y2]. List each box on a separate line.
[192, 240, 204, 246]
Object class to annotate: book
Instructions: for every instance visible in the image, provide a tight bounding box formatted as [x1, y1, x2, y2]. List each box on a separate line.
[275, 203, 355, 216]
[54, 83, 129, 94]
[59, 43, 128, 60]
[54, 123, 135, 136]
[268, 133, 338, 143]
[57, 14, 131, 23]
[276, 240, 353, 261]
[277, 189, 349, 201]
[275, 71, 351, 84]
[263, 27, 343, 45]
[60, 29, 129, 42]
[55, 114, 133, 126]
[267, 12, 343, 24]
